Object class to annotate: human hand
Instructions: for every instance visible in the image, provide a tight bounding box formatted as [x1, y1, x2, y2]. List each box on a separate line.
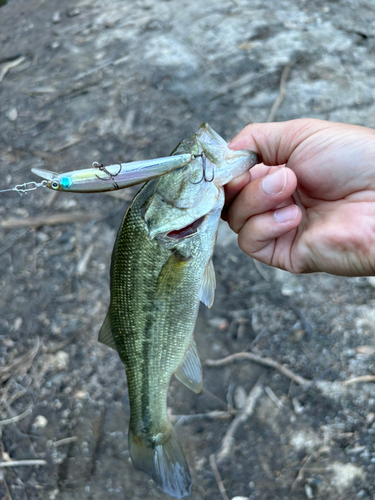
[223, 119, 375, 276]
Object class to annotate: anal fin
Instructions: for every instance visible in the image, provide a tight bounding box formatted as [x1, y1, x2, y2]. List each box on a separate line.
[174, 337, 202, 393]
[98, 311, 117, 350]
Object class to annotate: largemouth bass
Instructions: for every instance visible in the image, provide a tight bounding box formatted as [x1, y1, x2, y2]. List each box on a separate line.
[98, 124, 258, 498]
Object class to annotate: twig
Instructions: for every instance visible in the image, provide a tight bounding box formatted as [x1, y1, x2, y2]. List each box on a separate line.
[0, 229, 29, 257]
[0, 408, 32, 427]
[76, 244, 94, 276]
[265, 385, 284, 409]
[290, 453, 313, 491]
[217, 379, 264, 462]
[72, 55, 129, 81]
[0, 339, 40, 383]
[342, 375, 375, 386]
[2, 475, 12, 500]
[266, 63, 293, 122]
[171, 410, 237, 427]
[0, 460, 47, 468]
[209, 454, 229, 500]
[1, 211, 101, 229]
[51, 136, 82, 153]
[205, 351, 310, 386]
[52, 436, 78, 447]
[0, 56, 26, 84]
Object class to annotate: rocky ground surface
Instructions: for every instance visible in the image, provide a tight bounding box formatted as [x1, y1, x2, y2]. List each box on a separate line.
[1, 0, 375, 499]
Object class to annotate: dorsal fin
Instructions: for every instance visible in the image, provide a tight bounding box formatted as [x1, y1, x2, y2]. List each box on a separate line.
[98, 311, 117, 350]
[174, 337, 202, 393]
[198, 258, 216, 308]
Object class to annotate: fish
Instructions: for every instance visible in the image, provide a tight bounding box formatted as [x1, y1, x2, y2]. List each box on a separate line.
[97, 123, 258, 498]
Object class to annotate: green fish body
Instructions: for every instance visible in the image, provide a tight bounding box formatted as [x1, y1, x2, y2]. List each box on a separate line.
[99, 124, 258, 498]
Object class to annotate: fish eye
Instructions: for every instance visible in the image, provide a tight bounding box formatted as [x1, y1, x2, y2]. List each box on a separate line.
[51, 180, 60, 190]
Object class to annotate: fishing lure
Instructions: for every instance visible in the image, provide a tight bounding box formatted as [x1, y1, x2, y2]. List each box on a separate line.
[0, 154, 206, 195]
[31, 154, 204, 193]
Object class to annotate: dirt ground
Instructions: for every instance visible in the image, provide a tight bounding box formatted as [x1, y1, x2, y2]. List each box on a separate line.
[1, 0, 375, 499]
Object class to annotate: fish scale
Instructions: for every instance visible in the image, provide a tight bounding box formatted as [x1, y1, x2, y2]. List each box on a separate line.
[97, 124, 258, 498]
[110, 178, 210, 432]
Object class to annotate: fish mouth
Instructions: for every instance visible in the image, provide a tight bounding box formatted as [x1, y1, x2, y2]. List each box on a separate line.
[166, 216, 205, 240]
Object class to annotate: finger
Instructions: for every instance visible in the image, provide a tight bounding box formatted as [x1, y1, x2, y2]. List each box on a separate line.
[227, 166, 298, 233]
[224, 169, 251, 208]
[224, 163, 285, 208]
[237, 205, 302, 265]
[228, 118, 333, 166]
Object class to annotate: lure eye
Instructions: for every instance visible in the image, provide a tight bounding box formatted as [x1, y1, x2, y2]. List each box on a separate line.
[51, 180, 60, 190]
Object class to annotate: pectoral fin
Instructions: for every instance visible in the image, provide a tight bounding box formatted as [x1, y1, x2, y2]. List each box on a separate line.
[155, 251, 190, 298]
[174, 337, 203, 393]
[98, 311, 117, 350]
[198, 259, 216, 308]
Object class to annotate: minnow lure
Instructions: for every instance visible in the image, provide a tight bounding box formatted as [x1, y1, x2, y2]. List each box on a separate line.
[0, 154, 204, 195]
[31, 154, 201, 193]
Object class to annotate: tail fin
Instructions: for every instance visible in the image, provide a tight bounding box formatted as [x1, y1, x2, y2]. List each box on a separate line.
[129, 426, 192, 498]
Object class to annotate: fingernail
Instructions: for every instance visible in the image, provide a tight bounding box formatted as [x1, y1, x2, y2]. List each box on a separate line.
[262, 167, 287, 195]
[274, 205, 298, 223]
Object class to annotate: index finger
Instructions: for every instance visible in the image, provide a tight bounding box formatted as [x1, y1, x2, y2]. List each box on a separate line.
[228, 118, 332, 166]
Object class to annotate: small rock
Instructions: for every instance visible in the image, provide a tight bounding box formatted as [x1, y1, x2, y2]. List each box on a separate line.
[7, 107, 18, 121]
[366, 412, 375, 425]
[208, 317, 228, 330]
[355, 345, 375, 356]
[344, 348, 356, 358]
[305, 483, 313, 499]
[49, 351, 69, 371]
[330, 462, 365, 494]
[13, 317, 23, 331]
[66, 7, 80, 17]
[233, 386, 247, 410]
[75, 390, 88, 399]
[292, 397, 304, 415]
[231, 497, 248, 500]
[52, 11, 61, 23]
[49, 489, 60, 500]
[2, 338, 15, 348]
[33, 415, 48, 428]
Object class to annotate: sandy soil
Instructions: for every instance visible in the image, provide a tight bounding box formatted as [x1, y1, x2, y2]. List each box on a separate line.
[1, 0, 375, 499]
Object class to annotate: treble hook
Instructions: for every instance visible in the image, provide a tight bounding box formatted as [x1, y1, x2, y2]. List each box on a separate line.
[0, 180, 48, 195]
[188, 153, 215, 185]
[92, 161, 121, 190]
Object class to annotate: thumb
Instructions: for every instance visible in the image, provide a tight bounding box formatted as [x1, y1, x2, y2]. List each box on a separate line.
[228, 118, 333, 166]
